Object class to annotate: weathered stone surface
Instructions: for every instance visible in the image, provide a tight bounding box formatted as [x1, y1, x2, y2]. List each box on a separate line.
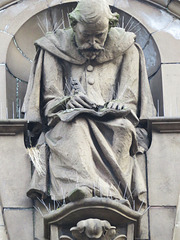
[34, 200, 49, 240]
[136, 154, 149, 239]
[0, 206, 4, 226]
[149, 207, 176, 240]
[149, 0, 169, 7]
[147, 131, 180, 206]
[47, 0, 77, 7]
[0, 130, 32, 208]
[113, 0, 166, 33]
[161, 64, 180, 117]
[0, 0, 19, 9]
[168, 0, 180, 16]
[152, 30, 180, 63]
[44, 198, 141, 240]
[139, 210, 149, 240]
[4, 209, 33, 240]
[0, 226, 8, 240]
[173, 194, 180, 240]
[0, 65, 7, 119]
[0, 32, 12, 63]
[0, 0, 48, 35]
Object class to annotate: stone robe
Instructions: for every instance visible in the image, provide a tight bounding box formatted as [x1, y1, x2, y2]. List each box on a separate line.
[22, 27, 156, 205]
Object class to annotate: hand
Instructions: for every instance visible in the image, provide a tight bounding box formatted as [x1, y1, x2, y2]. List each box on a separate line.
[106, 100, 124, 110]
[66, 93, 96, 109]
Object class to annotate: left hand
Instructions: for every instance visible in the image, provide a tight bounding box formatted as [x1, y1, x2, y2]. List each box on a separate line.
[106, 100, 125, 110]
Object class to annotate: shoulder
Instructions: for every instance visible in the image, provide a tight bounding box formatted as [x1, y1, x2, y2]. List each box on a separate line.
[107, 27, 136, 54]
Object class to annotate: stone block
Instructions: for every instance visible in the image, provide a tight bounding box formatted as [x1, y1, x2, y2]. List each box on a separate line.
[0, 0, 48, 35]
[149, 207, 176, 240]
[0, 226, 8, 240]
[0, 206, 4, 226]
[147, 132, 180, 206]
[139, 210, 149, 240]
[34, 200, 52, 240]
[136, 154, 149, 239]
[0, 65, 7, 119]
[150, 0, 169, 7]
[4, 208, 33, 240]
[168, 0, 180, 17]
[0, 32, 12, 63]
[47, 0, 78, 6]
[152, 28, 180, 63]
[113, 0, 168, 34]
[0, 0, 19, 9]
[161, 64, 180, 117]
[0, 131, 32, 208]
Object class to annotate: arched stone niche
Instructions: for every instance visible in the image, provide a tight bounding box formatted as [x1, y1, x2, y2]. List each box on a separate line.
[5, 0, 163, 119]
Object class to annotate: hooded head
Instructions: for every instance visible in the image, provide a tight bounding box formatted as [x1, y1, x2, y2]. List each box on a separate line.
[69, 0, 119, 60]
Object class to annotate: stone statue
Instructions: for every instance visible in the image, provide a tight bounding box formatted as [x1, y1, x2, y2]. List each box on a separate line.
[22, 0, 156, 209]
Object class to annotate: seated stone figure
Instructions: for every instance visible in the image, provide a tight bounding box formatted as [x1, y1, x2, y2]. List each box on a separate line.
[22, 0, 156, 208]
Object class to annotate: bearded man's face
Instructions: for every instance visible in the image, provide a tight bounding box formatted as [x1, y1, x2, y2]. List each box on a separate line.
[74, 20, 109, 60]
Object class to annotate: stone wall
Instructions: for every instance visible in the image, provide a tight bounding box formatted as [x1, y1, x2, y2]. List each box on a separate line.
[0, 0, 180, 239]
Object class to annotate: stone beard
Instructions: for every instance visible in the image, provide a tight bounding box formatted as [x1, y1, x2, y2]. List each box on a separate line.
[22, 0, 156, 208]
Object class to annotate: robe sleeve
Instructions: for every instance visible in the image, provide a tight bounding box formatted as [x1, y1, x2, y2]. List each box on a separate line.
[42, 51, 72, 126]
[42, 51, 65, 115]
[116, 43, 156, 152]
[116, 43, 156, 120]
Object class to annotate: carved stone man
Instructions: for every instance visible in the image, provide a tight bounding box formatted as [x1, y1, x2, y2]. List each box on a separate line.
[22, 0, 156, 207]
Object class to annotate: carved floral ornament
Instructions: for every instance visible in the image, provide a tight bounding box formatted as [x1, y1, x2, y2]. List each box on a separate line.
[59, 219, 127, 240]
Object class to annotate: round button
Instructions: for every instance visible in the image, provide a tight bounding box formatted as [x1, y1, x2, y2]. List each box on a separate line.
[88, 78, 95, 85]
[87, 65, 94, 72]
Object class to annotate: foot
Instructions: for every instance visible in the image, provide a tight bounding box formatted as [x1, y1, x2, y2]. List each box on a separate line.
[68, 186, 93, 202]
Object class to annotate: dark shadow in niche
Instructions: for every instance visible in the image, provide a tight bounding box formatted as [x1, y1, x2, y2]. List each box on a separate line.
[6, 2, 163, 118]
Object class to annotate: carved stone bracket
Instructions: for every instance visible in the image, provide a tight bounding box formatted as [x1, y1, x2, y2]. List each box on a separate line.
[44, 198, 141, 240]
[70, 219, 117, 240]
[58, 218, 127, 240]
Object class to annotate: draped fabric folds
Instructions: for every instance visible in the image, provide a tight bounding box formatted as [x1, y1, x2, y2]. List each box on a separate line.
[22, 27, 156, 206]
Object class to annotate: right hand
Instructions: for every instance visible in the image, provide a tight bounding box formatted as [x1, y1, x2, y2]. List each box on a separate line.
[66, 93, 96, 109]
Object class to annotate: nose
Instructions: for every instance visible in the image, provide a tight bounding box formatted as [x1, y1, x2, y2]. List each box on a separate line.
[89, 37, 97, 46]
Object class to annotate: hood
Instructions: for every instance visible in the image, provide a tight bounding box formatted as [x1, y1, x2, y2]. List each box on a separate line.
[35, 27, 135, 64]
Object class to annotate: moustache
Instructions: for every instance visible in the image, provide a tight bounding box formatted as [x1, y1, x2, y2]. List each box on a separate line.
[78, 43, 104, 51]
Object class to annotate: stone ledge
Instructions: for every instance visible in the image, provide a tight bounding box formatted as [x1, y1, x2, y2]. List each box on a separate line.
[148, 117, 180, 133]
[1, 118, 180, 135]
[0, 119, 27, 135]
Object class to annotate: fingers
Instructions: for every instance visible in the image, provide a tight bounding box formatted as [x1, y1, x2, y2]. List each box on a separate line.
[66, 95, 94, 109]
[75, 95, 93, 108]
[107, 102, 114, 109]
[80, 95, 95, 106]
[107, 101, 124, 110]
[66, 99, 84, 109]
